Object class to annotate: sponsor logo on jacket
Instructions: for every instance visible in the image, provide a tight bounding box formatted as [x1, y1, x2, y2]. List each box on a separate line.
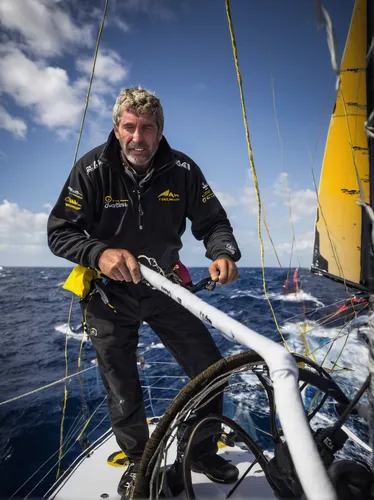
[104, 195, 128, 209]
[158, 189, 180, 202]
[176, 160, 190, 171]
[67, 186, 83, 199]
[86, 159, 102, 174]
[65, 197, 82, 211]
[201, 182, 215, 203]
[225, 243, 236, 255]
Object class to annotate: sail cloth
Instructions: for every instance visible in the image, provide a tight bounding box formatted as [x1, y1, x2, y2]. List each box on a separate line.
[312, 0, 374, 292]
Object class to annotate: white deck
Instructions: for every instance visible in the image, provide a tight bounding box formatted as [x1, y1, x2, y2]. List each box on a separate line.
[47, 423, 276, 499]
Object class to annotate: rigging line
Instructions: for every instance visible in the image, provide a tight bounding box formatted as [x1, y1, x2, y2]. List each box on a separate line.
[9, 413, 86, 499]
[225, 0, 289, 351]
[308, 144, 353, 301]
[49, 0, 110, 484]
[85, 401, 109, 439]
[291, 302, 368, 352]
[75, 394, 108, 441]
[327, 330, 352, 375]
[313, 3, 361, 308]
[306, 69, 350, 289]
[318, 2, 368, 244]
[71, 0, 109, 168]
[319, 323, 348, 369]
[339, 84, 367, 203]
[25, 400, 108, 500]
[269, 68, 296, 276]
[0, 364, 97, 407]
[309, 331, 352, 357]
[76, 309, 91, 441]
[56, 294, 74, 480]
[262, 202, 283, 268]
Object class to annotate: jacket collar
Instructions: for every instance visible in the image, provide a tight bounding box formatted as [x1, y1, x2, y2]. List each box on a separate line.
[99, 130, 175, 172]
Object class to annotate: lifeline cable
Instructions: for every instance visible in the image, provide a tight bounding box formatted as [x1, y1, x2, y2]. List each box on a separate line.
[56, 294, 74, 480]
[0, 364, 97, 407]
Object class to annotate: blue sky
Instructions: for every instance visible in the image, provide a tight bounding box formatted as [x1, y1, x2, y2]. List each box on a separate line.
[0, 0, 354, 267]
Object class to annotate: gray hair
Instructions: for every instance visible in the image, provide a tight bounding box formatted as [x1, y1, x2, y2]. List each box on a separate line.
[112, 86, 164, 132]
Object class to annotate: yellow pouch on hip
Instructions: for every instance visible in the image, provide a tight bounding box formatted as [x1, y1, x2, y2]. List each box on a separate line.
[63, 265, 96, 299]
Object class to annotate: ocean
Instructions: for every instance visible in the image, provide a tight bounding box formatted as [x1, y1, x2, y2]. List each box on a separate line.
[0, 266, 371, 499]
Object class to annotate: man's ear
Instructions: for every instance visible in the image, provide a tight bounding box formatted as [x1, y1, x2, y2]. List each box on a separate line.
[114, 124, 120, 140]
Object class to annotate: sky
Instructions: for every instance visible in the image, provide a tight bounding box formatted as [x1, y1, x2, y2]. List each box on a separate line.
[0, 0, 355, 268]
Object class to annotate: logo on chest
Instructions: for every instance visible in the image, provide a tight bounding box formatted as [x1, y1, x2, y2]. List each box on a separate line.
[104, 195, 128, 209]
[158, 189, 180, 202]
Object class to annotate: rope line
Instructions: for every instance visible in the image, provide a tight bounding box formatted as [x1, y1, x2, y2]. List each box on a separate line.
[71, 0, 109, 168]
[225, 0, 289, 350]
[269, 69, 296, 275]
[0, 364, 97, 407]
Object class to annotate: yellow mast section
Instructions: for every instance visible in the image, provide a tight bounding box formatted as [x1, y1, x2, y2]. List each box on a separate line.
[313, 0, 369, 287]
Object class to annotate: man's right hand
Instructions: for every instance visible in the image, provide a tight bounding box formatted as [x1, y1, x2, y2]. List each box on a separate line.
[98, 249, 141, 283]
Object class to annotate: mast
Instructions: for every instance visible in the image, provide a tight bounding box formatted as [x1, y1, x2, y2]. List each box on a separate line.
[361, 0, 374, 289]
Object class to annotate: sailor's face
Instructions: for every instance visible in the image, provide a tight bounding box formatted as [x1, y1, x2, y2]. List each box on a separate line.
[114, 110, 162, 170]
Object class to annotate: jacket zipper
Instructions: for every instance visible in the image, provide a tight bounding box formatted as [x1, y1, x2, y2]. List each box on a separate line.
[137, 190, 144, 230]
[104, 158, 176, 232]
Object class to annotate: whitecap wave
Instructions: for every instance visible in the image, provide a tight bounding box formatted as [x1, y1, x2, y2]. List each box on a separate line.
[268, 290, 324, 306]
[146, 342, 165, 350]
[230, 288, 323, 306]
[55, 323, 89, 343]
[282, 320, 369, 389]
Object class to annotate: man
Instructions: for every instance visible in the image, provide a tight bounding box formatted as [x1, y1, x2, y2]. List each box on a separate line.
[48, 86, 241, 498]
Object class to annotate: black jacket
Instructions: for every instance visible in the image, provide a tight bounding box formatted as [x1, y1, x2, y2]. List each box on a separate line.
[47, 131, 241, 271]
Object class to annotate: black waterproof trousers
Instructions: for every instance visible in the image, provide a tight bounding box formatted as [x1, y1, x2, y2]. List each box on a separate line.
[81, 280, 223, 462]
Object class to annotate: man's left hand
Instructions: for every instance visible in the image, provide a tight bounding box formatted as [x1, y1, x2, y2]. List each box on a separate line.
[209, 257, 240, 286]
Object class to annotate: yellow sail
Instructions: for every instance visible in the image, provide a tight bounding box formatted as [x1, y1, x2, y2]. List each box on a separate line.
[312, 0, 372, 290]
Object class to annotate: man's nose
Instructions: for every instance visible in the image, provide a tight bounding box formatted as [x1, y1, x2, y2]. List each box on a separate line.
[132, 126, 143, 142]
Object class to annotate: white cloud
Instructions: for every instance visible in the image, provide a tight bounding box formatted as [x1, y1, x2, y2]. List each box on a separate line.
[0, 0, 93, 57]
[289, 188, 317, 221]
[0, 45, 83, 130]
[0, 44, 129, 136]
[273, 173, 317, 222]
[0, 105, 27, 138]
[124, 0, 175, 19]
[76, 49, 129, 85]
[0, 200, 67, 266]
[43, 203, 52, 211]
[112, 18, 131, 33]
[240, 186, 258, 215]
[0, 199, 48, 250]
[276, 231, 315, 255]
[0, 1, 130, 138]
[215, 191, 239, 210]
